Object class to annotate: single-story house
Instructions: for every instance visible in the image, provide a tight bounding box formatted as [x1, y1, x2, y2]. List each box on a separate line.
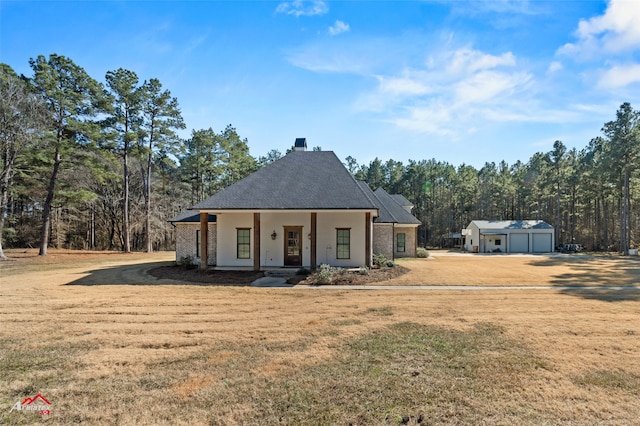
[462, 220, 555, 253]
[170, 139, 421, 270]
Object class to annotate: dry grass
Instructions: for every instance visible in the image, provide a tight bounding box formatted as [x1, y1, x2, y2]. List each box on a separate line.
[1, 249, 640, 424]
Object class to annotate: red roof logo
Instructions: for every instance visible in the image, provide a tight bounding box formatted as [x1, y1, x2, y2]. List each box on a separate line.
[21, 394, 51, 406]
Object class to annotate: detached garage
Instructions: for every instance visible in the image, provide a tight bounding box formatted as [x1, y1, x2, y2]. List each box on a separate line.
[462, 220, 554, 254]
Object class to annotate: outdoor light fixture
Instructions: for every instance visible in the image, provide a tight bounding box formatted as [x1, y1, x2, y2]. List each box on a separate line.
[271, 230, 277, 240]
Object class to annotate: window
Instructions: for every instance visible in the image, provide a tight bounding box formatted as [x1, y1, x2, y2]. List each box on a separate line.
[397, 233, 406, 252]
[237, 228, 251, 259]
[495, 239, 502, 246]
[196, 230, 201, 258]
[336, 229, 350, 259]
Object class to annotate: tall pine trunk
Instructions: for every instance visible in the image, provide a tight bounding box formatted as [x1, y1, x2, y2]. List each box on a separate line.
[145, 133, 154, 253]
[0, 142, 11, 259]
[123, 140, 131, 252]
[39, 141, 61, 256]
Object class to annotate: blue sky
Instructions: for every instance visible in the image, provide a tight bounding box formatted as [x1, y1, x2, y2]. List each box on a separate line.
[2, 0, 639, 168]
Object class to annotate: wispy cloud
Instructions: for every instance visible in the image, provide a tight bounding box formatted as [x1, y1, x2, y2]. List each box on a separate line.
[353, 46, 539, 137]
[328, 20, 350, 36]
[276, 0, 328, 17]
[547, 61, 563, 74]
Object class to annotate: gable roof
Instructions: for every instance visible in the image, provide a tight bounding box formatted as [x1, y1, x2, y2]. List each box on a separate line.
[372, 188, 421, 225]
[390, 194, 413, 208]
[191, 151, 379, 211]
[469, 220, 553, 230]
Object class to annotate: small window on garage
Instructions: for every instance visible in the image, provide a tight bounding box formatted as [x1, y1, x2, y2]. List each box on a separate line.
[196, 229, 201, 257]
[495, 239, 501, 245]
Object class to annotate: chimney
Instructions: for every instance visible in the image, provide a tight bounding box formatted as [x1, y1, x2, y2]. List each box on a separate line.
[294, 138, 307, 151]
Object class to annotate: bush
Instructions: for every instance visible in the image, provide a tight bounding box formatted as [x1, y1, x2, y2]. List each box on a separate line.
[373, 253, 395, 268]
[177, 255, 195, 268]
[373, 253, 389, 268]
[416, 247, 430, 258]
[315, 264, 335, 284]
[358, 266, 370, 276]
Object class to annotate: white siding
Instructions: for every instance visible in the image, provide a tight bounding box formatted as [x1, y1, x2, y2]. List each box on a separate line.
[316, 211, 368, 268]
[216, 213, 254, 267]
[213, 210, 370, 268]
[259, 212, 311, 267]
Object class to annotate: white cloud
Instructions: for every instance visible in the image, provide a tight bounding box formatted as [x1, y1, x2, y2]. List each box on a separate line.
[328, 20, 350, 36]
[597, 63, 640, 89]
[377, 74, 432, 96]
[447, 48, 516, 74]
[353, 47, 537, 137]
[454, 70, 530, 105]
[559, 0, 640, 57]
[275, 0, 328, 17]
[547, 61, 563, 74]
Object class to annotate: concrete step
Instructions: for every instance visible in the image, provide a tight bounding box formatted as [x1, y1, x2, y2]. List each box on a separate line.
[264, 268, 300, 277]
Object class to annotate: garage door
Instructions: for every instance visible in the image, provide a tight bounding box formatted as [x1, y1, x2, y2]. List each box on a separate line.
[509, 233, 529, 253]
[532, 233, 552, 253]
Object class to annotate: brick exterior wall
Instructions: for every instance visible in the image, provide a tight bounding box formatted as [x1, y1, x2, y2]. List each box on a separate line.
[373, 224, 393, 259]
[373, 224, 417, 259]
[175, 223, 217, 266]
[394, 226, 417, 258]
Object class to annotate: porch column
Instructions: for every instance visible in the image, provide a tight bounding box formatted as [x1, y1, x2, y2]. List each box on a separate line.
[199, 212, 208, 270]
[310, 212, 317, 270]
[253, 212, 260, 271]
[365, 212, 371, 267]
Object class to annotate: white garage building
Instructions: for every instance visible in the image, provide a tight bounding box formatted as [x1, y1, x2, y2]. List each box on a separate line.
[463, 220, 555, 254]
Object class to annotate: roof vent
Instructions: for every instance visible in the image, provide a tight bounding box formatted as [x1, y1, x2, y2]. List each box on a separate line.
[294, 138, 307, 151]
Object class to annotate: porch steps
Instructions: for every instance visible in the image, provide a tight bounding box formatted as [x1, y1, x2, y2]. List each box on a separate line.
[264, 269, 300, 278]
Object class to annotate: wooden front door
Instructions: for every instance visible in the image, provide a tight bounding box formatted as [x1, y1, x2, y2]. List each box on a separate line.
[284, 226, 302, 266]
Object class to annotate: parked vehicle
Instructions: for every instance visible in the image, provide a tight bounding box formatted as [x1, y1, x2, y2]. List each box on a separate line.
[557, 243, 583, 253]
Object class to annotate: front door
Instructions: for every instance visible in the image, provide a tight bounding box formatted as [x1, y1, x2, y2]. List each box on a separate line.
[284, 226, 302, 266]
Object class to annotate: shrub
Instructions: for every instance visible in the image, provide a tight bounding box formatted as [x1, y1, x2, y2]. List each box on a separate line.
[358, 266, 370, 276]
[416, 247, 430, 258]
[177, 255, 195, 268]
[315, 264, 335, 284]
[373, 253, 389, 268]
[373, 253, 395, 268]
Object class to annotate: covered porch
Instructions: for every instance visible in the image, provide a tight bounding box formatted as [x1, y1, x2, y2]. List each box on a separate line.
[196, 209, 375, 271]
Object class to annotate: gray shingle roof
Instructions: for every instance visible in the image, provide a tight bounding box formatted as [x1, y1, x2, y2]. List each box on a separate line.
[372, 188, 422, 225]
[390, 194, 413, 208]
[169, 211, 216, 223]
[191, 151, 379, 210]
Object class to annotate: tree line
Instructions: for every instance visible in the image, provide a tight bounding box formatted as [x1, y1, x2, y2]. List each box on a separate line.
[1, 54, 638, 257]
[349, 102, 639, 254]
[0, 54, 266, 258]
